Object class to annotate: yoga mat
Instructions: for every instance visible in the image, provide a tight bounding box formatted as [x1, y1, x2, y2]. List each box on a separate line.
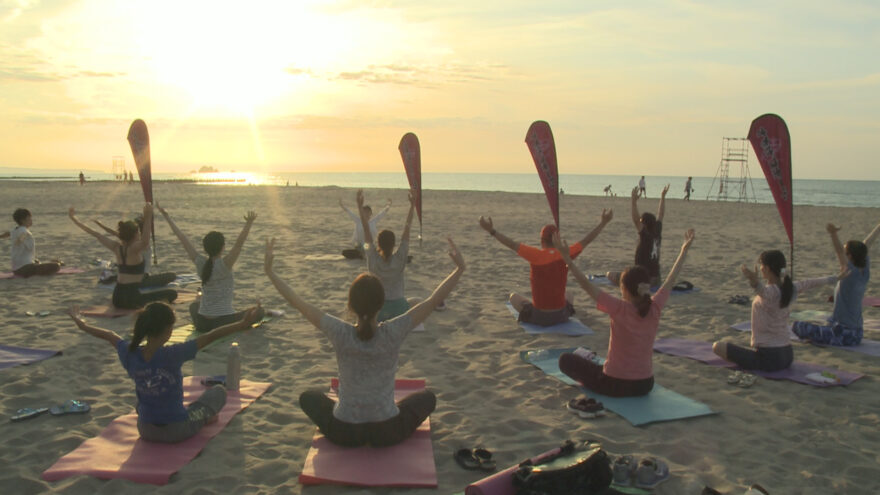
[0, 345, 61, 370]
[653, 338, 864, 387]
[305, 254, 348, 261]
[299, 378, 437, 488]
[97, 274, 202, 290]
[864, 297, 880, 308]
[586, 276, 699, 295]
[519, 348, 715, 426]
[42, 377, 271, 485]
[734, 316, 880, 356]
[80, 291, 200, 318]
[0, 266, 85, 279]
[505, 303, 593, 336]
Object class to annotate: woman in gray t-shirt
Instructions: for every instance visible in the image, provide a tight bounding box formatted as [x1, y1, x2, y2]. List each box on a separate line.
[357, 190, 418, 321]
[264, 235, 465, 447]
[159, 205, 264, 332]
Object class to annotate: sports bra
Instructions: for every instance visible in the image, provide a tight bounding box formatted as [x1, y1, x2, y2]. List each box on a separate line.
[118, 245, 146, 275]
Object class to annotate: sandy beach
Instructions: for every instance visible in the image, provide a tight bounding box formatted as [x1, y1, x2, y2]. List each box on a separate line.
[2, 180, 879, 494]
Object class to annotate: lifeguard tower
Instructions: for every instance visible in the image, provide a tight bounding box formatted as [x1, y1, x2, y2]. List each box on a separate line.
[112, 156, 125, 180]
[707, 137, 756, 202]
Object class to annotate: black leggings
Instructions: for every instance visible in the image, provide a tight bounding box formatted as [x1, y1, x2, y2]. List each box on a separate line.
[139, 272, 177, 288]
[726, 344, 793, 372]
[299, 389, 436, 447]
[13, 262, 61, 278]
[559, 353, 654, 397]
[113, 282, 177, 309]
[188, 301, 265, 333]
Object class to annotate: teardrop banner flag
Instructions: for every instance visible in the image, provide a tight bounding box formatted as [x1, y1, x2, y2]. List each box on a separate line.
[399, 132, 422, 230]
[127, 119, 157, 264]
[525, 121, 559, 229]
[747, 113, 793, 267]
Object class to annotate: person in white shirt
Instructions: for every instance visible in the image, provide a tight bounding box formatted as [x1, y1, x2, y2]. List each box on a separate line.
[339, 197, 390, 259]
[2, 208, 62, 277]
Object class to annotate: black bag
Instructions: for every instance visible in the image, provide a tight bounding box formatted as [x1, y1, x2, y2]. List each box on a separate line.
[512, 440, 613, 495]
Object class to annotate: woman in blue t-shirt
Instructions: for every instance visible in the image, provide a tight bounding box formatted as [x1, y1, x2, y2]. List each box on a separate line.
[67, 301, 260, 443]
[792, 221, 879, 346]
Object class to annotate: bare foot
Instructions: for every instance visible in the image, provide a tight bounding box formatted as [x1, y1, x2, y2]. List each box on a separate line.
[206, 414, 219, 425]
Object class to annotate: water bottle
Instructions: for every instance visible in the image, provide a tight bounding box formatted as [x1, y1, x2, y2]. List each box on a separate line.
[226, 342, 241, 391]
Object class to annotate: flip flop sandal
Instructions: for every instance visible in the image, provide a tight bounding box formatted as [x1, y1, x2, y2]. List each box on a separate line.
[737, 374, 758, 388]
[453, 448, 481, 470]
[634, 457, 670, 489]
[49, 400, 90, 416]
[566, 398, 606, 418]
[727, 371, 744, 385]
[745, 484, 770, 495]
[11, 407, 49, 421]
[473, 448, 497, 471]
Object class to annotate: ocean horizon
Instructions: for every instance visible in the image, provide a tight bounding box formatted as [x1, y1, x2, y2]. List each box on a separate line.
[1, 167, 877, 209]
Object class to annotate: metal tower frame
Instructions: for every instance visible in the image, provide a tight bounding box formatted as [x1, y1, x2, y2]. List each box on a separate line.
[112, 155, 126, 180]
[707, 137, 756, 202]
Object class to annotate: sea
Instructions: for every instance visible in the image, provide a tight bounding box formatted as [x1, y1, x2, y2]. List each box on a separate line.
[0, 167, 877, 209]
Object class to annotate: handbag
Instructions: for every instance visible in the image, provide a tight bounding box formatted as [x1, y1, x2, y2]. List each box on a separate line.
[512, 440, 613, 495]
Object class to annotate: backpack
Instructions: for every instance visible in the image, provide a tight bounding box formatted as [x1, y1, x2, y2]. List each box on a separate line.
[512, 440, 613, 495]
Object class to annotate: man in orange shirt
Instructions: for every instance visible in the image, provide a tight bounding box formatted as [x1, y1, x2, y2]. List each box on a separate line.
[479, 209, 613, 326]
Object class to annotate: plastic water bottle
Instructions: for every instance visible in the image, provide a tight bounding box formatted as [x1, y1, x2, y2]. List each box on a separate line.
[226, 343, 241, 391]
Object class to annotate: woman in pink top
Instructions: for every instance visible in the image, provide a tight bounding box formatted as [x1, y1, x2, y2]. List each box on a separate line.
[713, 250, 839, 371]
[554, 229, 695, 397]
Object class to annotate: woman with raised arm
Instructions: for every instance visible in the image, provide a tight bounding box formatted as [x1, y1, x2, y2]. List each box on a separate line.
[264, 236, 465, 447]
[69, 203, 177, 309]
[158, 205, 264, 332]
[556, 228, 695, 397]
[339, 196, 391, 259]
[607, 184, 670, 287]
[67, 302, 260, 443]
[92, 216, 176, 288]
[791, 220, 879, 346]
[713, 250, 842, 371]
[357, 189, 418, 321]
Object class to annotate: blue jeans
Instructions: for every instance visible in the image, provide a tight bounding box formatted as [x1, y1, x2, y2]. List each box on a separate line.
[792, 321, 862, 346]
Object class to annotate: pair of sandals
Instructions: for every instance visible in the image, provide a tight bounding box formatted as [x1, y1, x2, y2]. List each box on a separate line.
[613, 454, 670, 489]
[727, 371, 758, 388]
[566, 397, 606, 419]
[11, 400, 90, 421]
[454, 447, 496, 471]
[728, 294, 750, 305]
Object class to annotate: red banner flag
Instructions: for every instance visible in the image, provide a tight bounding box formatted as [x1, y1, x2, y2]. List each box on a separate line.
[398, 132, 422, 226]
[127, 119, 153, 204]
[525, 121, 559, 228]
[747, 114, 793, 245]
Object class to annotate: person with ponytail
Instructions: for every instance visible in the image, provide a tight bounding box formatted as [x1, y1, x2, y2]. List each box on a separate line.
[792, 220, 879, 346]
[556, 228, 695, 397]
[92, 215, 177, 287]
[713, 250, 844, 371]
[356, 189, 418, 321]
[607, 184, 670, 287]
[264, 235, 465, 447]
[157, 205, 264, 332]
[69, 203, 177, 309]
[66, 301, 261, 443]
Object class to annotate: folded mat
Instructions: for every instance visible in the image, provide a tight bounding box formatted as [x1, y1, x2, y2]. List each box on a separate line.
[465, 443, 574, 495]
[519, 348, 715, 426]
[505, 303, 593, 336]
[299, 378, 437, 487]
[0, 266, 85, 279]
[587, 275, 700, 295]
[653, 338, 864, 387]
[732, 313, 880, 357]
[0, 344, 61, 370]
[42, 377, 271, 485]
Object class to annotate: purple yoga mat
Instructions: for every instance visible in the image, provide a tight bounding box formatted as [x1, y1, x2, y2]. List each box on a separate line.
[653, 338, 864, 387]
[0, 267, 85, 279]
[0, 345, 61, 370]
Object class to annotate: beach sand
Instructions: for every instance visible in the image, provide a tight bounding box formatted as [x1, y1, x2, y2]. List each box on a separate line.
[2, 181, 879, 494]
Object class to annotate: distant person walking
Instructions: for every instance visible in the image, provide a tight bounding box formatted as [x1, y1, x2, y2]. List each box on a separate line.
[638, 176, 647, 198]
[603, 185, 613, 197]
[684, 177, 693, 201]
[79, 171, 85, 186]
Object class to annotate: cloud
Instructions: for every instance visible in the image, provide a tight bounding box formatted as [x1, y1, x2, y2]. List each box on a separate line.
[327, 62, 507, 87]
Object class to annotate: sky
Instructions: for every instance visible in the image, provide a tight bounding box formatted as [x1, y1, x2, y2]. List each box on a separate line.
[0, 0, 878, 179]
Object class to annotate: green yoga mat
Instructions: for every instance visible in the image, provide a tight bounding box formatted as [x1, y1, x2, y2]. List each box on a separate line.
[520, 348, 716, 426]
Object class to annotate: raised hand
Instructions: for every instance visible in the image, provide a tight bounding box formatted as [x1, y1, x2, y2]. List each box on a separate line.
[661, 184, 670, 198]
[600, 208, 613, 224]
[682, 228, 695, 250]
[264, 238, 276, 274]
[826, 223, 841, 234]
[67, 306, 86, 329]
[478, 216, 494, 232]
[68, 206, 76, 218]
[356, 189, 365, 208]
[242, 302, 263, 327]
[447, 237, 465, 269]
[244, 211, 257, 223]
[631, 186, 639, 200]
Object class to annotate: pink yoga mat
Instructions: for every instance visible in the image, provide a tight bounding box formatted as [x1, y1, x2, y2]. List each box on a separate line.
[865, 297, 880, 308]
[465, 445, 564, 495]
[42, 377, 271, 485]
[0, 266, 85, 279]
[298, 378, 437, 488]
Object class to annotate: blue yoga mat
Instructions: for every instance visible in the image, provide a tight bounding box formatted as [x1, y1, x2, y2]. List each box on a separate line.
[519, 348, 716, 426]
[505, 304, 593, 336]
[0, 345, 61, 370]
